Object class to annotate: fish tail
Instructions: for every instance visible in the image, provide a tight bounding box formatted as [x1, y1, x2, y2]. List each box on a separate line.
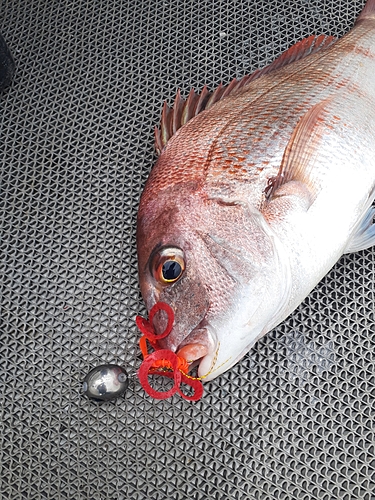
[356, 0, 375, 24]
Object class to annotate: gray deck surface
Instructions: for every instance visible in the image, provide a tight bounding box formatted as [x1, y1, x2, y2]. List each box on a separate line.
[1, 1, 374, 499]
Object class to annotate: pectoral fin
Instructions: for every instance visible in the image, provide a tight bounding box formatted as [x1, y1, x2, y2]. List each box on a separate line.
[345, 185, 375, 253]
[345, 207, 375, 253]
[264, 99, 332, 214]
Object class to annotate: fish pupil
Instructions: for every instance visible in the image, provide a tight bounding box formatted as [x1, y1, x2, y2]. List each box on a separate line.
[162, 260, 182, 281]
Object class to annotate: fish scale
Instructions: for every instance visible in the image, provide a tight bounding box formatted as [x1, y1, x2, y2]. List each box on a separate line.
[137, 0, 375, 381]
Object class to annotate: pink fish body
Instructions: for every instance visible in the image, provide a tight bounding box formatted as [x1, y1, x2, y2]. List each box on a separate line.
[137, 1, 375, 381]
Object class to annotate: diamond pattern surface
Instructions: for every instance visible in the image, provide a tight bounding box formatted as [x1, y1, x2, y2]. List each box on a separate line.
[1, 0, 375, 499]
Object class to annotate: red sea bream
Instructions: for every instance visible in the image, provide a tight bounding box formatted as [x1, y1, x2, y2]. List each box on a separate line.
[137, 0, 375, 381]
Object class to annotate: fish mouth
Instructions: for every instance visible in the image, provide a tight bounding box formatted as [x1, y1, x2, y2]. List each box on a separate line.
[150, 304, 216, 374]
[177, 342, 209, 364]
[175, 326, 216, 371]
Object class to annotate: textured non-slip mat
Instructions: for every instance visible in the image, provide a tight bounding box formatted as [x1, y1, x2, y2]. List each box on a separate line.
[1, 1, 374, 499]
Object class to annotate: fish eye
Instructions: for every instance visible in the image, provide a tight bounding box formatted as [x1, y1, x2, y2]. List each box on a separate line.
[162, 260, 183, 282]
[151, 246, 185, 285]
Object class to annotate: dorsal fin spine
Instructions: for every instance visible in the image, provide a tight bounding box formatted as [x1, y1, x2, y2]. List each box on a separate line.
[160, 101, 171, 148]
[194, 85, 210, 115]
[221, 77, 239, 99]
[205, 82, 225, 110]
[154, 126, 162, 155]
[172, 90, 184, 135]
[181, 89, 197, 125]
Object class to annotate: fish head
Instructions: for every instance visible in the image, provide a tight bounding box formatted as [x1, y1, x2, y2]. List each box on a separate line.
[137, 184, 213, 357]
[137, 183, 290, 381]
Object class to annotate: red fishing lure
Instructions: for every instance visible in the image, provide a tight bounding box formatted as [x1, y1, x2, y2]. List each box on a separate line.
[136, 302, 204, 401]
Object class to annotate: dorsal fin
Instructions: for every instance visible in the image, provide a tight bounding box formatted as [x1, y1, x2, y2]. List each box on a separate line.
[154, 34, 337, 154]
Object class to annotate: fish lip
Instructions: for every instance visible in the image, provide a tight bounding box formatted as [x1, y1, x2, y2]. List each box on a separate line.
[176, 322, 217, 363]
